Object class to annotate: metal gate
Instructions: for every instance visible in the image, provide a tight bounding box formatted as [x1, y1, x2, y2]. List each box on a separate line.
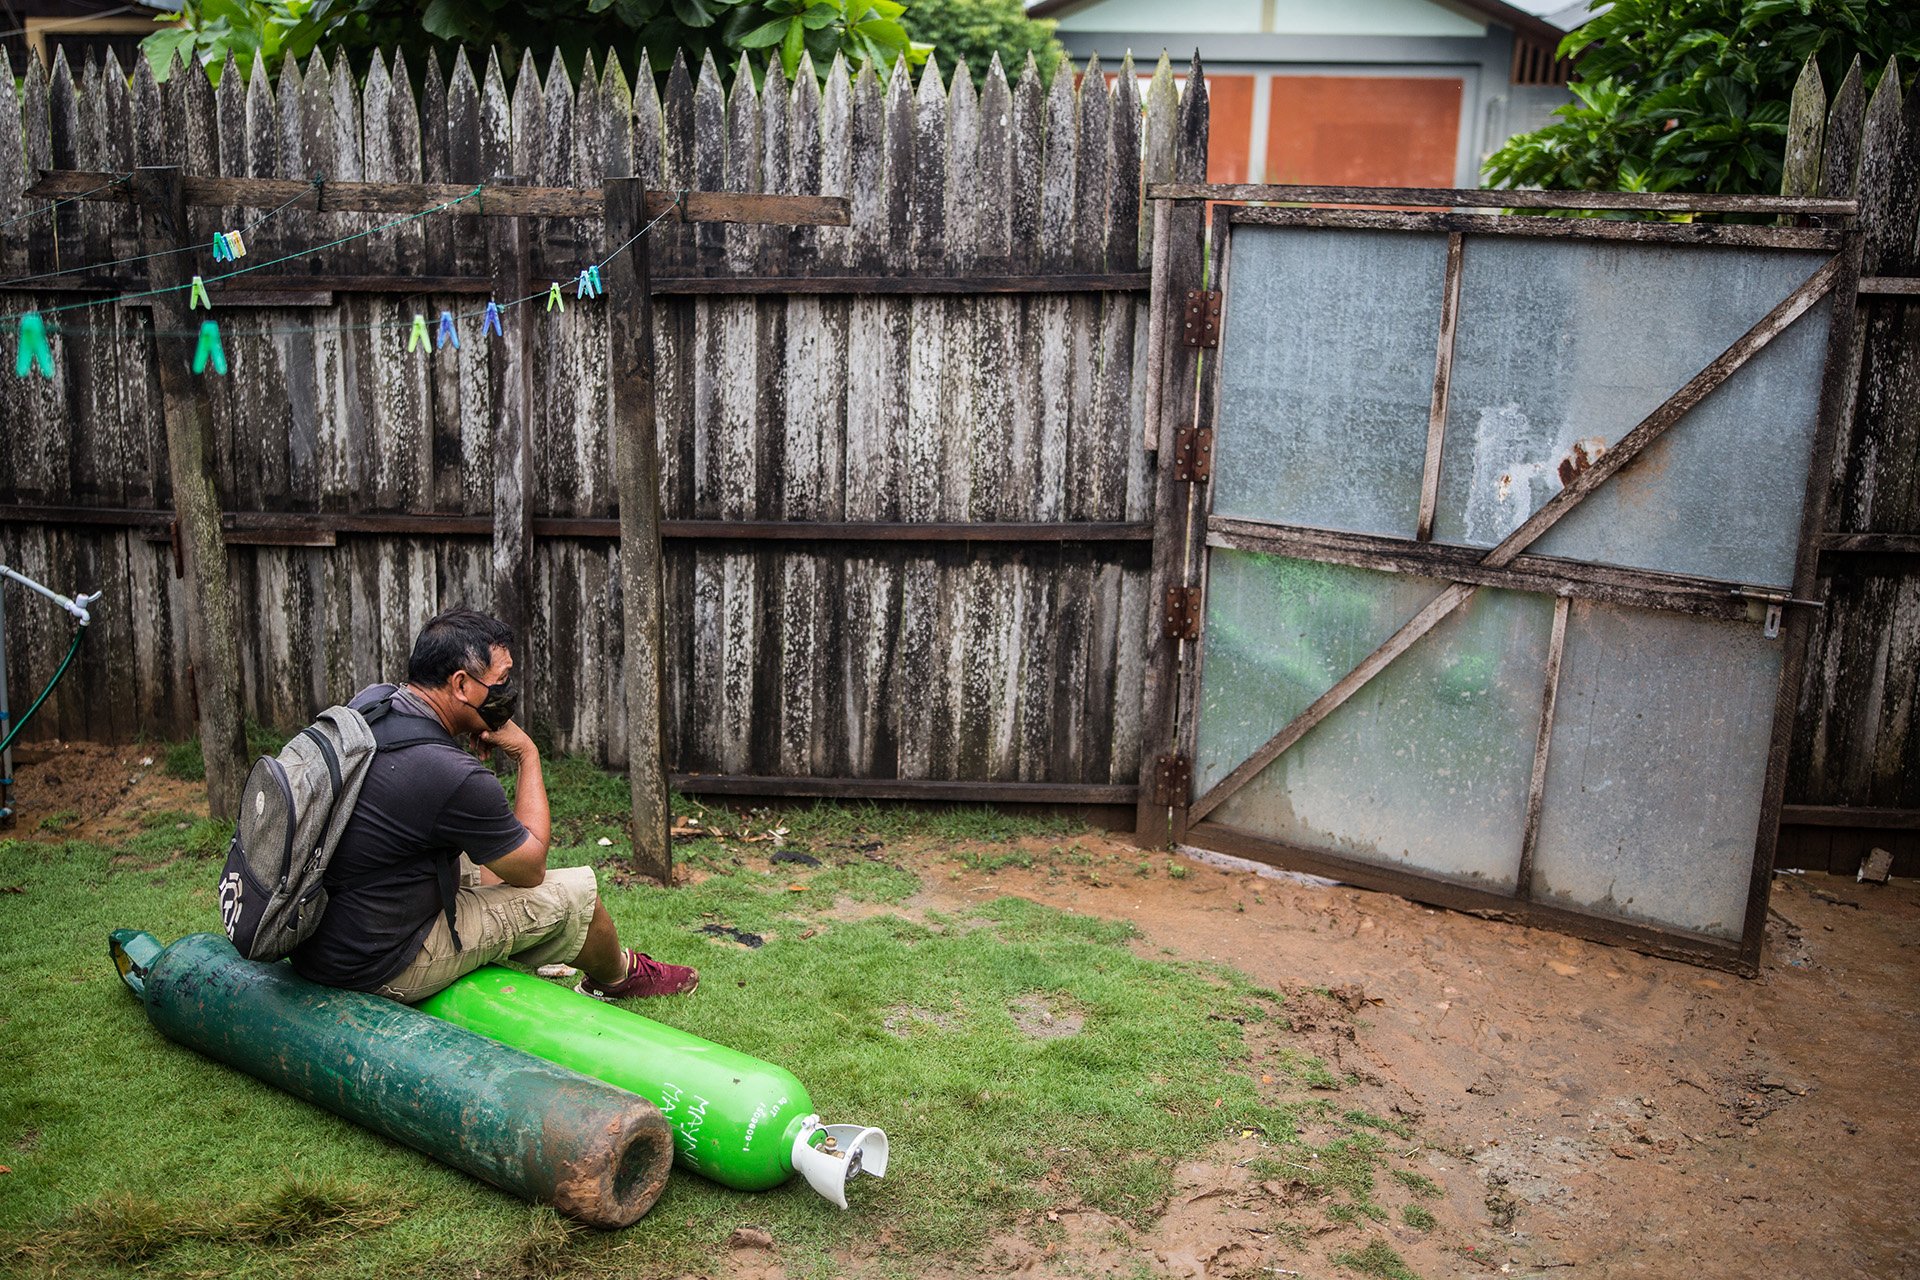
[1143, 186, 1860, 972]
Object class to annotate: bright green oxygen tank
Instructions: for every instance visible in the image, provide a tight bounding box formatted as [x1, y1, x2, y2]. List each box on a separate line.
[417, 966, 888, 1207]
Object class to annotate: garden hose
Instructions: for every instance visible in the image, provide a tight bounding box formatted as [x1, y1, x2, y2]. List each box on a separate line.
[0, 624, 85, 755]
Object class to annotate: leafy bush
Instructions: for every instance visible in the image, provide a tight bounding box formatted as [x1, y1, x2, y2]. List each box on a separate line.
[902, 0, 1064, 82]
[145, 0, 928, 85]
[1484, 0, 1920, 198]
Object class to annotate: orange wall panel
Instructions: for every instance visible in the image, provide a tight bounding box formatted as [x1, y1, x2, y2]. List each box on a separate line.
[1207, 75, 1255, 184]
[1263, 75, 1463, 187]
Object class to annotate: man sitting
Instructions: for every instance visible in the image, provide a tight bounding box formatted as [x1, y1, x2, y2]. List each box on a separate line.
[291, 606, 696, 1003]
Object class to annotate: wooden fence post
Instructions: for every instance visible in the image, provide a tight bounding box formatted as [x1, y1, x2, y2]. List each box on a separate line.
[604, 176, 672, 884]
[1133, 56, 1210, 848]
[132, 165, 247, 817]
[486, 176, 535, 657]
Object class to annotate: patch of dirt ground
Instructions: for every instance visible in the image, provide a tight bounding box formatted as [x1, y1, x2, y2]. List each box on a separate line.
[11, 749, 1916, 1279]
[892, 835, 1920, 1280]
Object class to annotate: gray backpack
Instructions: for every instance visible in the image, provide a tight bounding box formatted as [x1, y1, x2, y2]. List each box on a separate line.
[217, 688, 450, 962]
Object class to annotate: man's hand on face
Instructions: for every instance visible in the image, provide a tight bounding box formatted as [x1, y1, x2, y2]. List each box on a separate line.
[478, 718, 537, 764]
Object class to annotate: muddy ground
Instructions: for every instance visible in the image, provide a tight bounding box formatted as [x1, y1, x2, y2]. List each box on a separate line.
[9, 742, 1917, 1280]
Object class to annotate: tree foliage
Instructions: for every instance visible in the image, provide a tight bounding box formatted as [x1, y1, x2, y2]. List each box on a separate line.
[144, 0, 927, 85]
[1483, 0, 1920, 197]
[900, 0, 1065, 83]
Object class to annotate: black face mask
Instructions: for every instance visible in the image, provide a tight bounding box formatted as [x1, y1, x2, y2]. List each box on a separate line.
[466, 673, 518, 731]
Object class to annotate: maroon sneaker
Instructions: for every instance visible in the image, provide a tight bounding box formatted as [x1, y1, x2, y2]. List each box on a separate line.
[576, 947, 699, 1000]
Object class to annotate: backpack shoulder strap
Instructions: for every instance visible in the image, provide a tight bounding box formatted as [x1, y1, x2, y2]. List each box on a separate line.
[344, 683, 467, 951]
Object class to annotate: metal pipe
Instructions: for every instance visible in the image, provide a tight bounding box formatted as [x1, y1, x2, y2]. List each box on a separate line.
[0, 580, 10, 827]
[0, 564, 99, 626]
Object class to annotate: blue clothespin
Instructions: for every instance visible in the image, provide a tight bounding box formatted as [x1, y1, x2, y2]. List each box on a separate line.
[212, 233, 232, 262]
[437, 310, 459, 351]
[575, 265, 602, 299]
[483, 300, 503, 338]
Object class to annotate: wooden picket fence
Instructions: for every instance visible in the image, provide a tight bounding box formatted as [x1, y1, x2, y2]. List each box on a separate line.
[0, 44, 1206, 808]
[1776, 55, 1920, 872]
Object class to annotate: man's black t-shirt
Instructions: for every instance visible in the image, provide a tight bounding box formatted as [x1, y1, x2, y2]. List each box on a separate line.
[290, 685, 529, 991]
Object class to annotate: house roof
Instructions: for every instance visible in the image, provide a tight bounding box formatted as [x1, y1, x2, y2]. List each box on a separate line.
[1027, 0, 1572, 45]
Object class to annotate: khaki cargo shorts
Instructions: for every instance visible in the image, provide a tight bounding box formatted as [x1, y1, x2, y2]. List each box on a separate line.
[376, 860, 598, 1004]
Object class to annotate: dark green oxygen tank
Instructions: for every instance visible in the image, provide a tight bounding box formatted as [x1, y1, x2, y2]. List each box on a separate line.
[418, 965, 889, 1207]
[108, 931, 674, 1228]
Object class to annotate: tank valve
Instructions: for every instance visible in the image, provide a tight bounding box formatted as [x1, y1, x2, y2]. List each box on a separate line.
[790, 1115, 888, 1209]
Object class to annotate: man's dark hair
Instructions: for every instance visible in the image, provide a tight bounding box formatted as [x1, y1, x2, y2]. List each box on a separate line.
[407, 608, 514, 687]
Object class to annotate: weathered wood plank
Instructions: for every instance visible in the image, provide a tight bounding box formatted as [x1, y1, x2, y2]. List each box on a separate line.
[1781, 57, 1826, 203]
[1133, 52, 1207, 844]
[1040, 55, 1076, 273]
[1821, 56, 1866, 199]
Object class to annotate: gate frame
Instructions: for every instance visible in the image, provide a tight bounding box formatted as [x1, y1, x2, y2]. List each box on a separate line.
[1135, 183, 1865, 974]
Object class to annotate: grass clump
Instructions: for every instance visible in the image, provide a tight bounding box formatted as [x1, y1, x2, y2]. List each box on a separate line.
[8, 1178, 407, 1273]
[1400, 1203, 1436, 1230]
[1333, 1238, 1420, 1279]
[1391, 1168, 1443, 1200]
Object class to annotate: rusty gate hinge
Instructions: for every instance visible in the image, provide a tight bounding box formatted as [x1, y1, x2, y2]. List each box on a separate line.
[1173, 426, 1213, 482]
[1182, 289, 1222, 348]
[1152, 754, 1192, 808]
[1163, 585, 1202, 641]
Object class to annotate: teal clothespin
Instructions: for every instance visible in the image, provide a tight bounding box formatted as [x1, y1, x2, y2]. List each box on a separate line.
[546, 281, 565, 313]
[192, 319, 227, 375]
[224, 230, 246, 259]
[408, 314, 430, 353]
[15, 312, 54, 379]
[189, 275, 212, 310]
[483, 300, 503, 337]
[212, 233, 231, 262]
[437, 310, 459, 350]
[575, 265, 602, 299]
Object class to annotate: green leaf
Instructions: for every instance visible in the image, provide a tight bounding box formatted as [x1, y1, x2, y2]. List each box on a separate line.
[738, 16, 790, 47]
[141, 26, 197, 81]
[672, 0, 716, 28]
[782, 13, 805, 73]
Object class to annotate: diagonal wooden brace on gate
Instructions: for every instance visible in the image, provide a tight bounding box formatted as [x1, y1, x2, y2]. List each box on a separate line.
[1183, 252, 1847, 828]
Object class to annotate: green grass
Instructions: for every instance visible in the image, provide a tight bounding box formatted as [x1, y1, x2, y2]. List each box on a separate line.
[0, 757, 1341, 1280]
[1391, 1168, 1443, 1200]
[1400, 1203, 1436, 1231]
[1332, 1238, 1420, 1280]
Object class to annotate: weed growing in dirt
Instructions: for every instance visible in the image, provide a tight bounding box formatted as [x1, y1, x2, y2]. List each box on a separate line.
[1391, 1169, 1443, 1200]
[1400, 1203, 1436, 1230]
[0, 758, 1322, 1280]
[1332, 1238, 1419, 1279]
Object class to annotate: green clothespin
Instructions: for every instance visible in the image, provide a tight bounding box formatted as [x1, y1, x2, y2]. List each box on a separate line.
[408, 314, 430, 353]
[192, 319, 227, 375]
[15, 312, 54, 379]
[189, 275, 212, 310]
[212, 234, 231, 262]
[546, 281, 565, 313]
